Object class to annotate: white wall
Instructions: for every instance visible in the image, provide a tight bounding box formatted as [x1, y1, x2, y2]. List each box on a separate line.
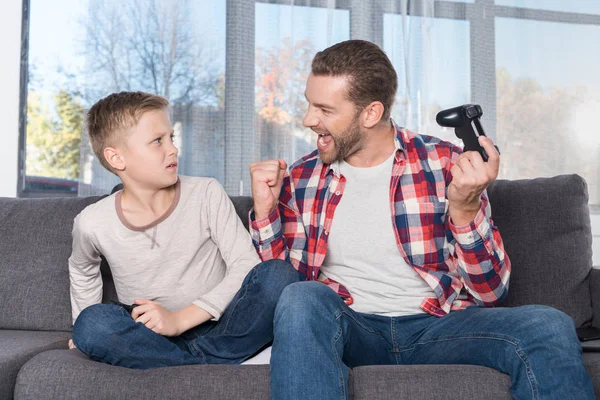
[0, 2, 22, 198]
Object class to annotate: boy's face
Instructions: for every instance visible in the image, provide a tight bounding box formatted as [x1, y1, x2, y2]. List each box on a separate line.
[120, 108, 179, 189]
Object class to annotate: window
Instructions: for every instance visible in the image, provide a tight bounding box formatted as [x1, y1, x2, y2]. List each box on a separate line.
[22, 0, 600, 201]
[24, 0, 226, 196]
[496, 0, 600, 15]
[495, 18, 600, 205]
[254, 3, 350, 164]
[384, 14, 470, 144]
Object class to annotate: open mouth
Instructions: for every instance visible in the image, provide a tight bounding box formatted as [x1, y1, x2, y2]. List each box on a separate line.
[166, 162, 178, 170]
[317, 133, 333, 151]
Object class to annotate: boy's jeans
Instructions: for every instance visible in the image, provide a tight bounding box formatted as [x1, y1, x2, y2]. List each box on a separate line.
[72, 259, 300, 369]
[271, 282, 595, 400]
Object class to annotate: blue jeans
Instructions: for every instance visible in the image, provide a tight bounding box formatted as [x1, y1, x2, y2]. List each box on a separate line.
[72, 259, 300, 369]
[271, 282, 594, 400]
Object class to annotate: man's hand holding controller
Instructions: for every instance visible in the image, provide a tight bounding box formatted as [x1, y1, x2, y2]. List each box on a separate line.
[250, 159, 288, 220]
[436, 104, 501, 225]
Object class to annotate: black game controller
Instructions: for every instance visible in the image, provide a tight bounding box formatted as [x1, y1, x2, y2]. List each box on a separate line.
[436, 104, 499, 162]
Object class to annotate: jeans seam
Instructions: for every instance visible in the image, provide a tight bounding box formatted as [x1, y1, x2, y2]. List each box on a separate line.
[334, 309, 376, 334]
[189, 342, 207, 362]
[515, 345, 539, 400]
[400, 333, 520, 350]
[332, 326, 347, 400]
[400, 334, 538, 399]
[390, 318, 399, 352]
[221, 283, 250, 334]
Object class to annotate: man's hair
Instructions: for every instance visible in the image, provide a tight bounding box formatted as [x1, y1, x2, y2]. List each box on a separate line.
[311, 40, 398, 121]
[86, 91, 169, 172]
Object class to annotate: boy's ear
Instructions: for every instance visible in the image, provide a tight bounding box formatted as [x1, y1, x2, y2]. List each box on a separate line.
[104, 147, 126, 172]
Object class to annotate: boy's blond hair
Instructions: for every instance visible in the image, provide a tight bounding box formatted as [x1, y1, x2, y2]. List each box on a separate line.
[86, 91, 169, 173]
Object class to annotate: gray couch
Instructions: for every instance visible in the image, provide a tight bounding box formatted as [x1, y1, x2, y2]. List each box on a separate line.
[1, 174, 599, 399]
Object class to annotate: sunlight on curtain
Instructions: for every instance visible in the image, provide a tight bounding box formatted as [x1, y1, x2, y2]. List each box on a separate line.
[23, 0, 600, 203]
[75, 0, 226, 196]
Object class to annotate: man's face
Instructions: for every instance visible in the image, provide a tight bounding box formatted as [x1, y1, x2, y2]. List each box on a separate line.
[303, 74, 364, 164]
[120, 109, 179, 189]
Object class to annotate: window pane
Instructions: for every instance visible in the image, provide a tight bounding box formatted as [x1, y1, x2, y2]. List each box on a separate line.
[26, 0, 226, 196]
[496, 0, 600, 15]
[384, 14, 470, 143]
[255, 3, 349, 164]
[495, 17, 600, 204]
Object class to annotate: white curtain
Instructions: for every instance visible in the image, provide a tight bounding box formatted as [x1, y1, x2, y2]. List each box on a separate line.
[74, 0, 600, 205]
[76, 0, 445, 196]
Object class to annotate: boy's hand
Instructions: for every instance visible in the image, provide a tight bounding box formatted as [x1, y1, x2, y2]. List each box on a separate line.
[68, 339, 77, 349]
[131, 299, 182, 336]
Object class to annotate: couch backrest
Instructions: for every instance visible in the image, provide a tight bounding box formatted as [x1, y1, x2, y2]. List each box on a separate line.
[486, 174, 593, 327]
[0, 196, 105, 331]
[1, 175, 592, 331]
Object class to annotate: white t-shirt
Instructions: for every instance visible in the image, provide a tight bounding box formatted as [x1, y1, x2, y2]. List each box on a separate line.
[321, 153, 435, 316]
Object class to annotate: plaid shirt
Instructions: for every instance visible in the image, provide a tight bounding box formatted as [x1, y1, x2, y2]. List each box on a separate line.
[250, 123, 510, 317]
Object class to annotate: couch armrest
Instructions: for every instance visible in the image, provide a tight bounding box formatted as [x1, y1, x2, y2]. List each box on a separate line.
[592, 269, 600, 328]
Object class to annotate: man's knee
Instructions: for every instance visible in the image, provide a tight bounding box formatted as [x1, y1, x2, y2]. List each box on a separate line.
[510, 305, 577, 343]
[275, 281, 339, 324]
[529, 305, 575, 335]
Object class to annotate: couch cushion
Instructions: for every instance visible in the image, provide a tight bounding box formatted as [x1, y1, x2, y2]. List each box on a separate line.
[486, 175, 593, 327]
[230, 196, 254, 231]
[583, 352, 600, 398]
[351, 357, 600, 400]
[15, 350, 271, 400]
[0, 330, 71, 400]
[0, 196, 105, 331]
[351, 364, 511, 400]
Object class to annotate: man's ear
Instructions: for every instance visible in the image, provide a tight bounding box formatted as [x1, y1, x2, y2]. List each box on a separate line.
[362, 101, 385, 129]
[104, 147, 126, 172]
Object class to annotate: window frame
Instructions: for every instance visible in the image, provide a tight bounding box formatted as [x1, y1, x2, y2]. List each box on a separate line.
[15, 0, 600, 237]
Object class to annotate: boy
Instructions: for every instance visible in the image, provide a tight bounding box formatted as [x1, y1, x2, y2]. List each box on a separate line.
[69, 91, 298, 369]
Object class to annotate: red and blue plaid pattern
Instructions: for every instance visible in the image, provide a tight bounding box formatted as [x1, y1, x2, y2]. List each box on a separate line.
[250, 123, 510, 317]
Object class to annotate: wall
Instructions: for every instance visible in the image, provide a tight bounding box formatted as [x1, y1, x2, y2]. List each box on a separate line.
[0, 1, 22, 198]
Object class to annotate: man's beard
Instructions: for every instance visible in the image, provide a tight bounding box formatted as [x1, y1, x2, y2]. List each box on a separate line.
[318, 116, 363, 164]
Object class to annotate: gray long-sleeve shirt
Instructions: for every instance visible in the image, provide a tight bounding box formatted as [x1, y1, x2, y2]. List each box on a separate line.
[69, 175, 260, 323]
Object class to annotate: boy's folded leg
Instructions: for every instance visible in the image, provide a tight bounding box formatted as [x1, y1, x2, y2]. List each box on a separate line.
[72, 303, 204, 369]
[188, 259, 300, 364]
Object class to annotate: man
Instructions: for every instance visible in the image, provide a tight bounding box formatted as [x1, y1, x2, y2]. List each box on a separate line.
[249, 40, 594, 399]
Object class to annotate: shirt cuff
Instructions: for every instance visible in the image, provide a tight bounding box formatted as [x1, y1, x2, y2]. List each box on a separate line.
[250, 207, 281, 243]
[449, 205, 492, 249]
[192, 298, 223, 321]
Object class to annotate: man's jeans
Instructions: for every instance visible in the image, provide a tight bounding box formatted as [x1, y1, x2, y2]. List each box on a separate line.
[271, 282, 595, 400]
[72, 259, 300, 369]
